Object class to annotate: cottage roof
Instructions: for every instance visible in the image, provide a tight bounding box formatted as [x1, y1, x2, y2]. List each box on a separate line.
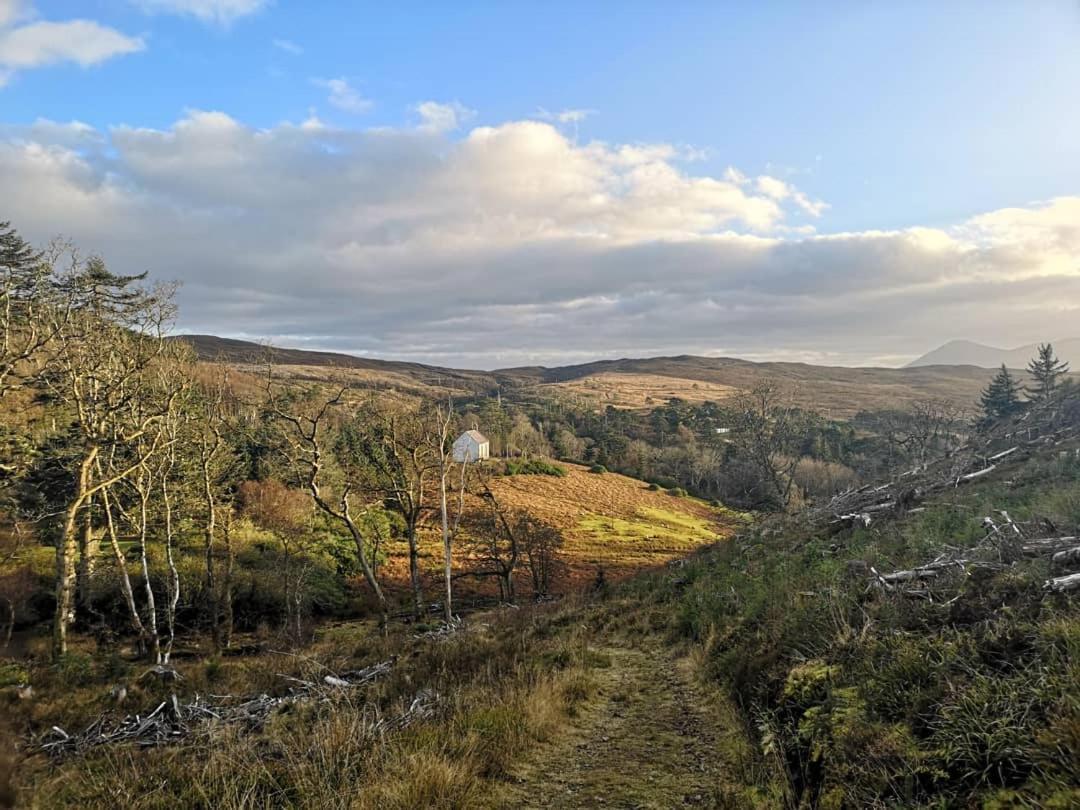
[460, 429, 488, 444]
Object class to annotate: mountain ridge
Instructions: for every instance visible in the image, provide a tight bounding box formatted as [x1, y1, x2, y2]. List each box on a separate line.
[174, 333, 1006, 416]
[908, 338, 1080, 369]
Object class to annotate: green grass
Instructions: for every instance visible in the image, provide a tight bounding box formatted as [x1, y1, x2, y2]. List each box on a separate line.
[578, 506, 724, 552]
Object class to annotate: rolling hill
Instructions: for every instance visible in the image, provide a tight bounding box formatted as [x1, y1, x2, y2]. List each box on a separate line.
[176, 334, 1007, 417]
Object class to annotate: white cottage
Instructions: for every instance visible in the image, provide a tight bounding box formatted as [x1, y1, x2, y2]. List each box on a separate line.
[452, 430, 490, 463]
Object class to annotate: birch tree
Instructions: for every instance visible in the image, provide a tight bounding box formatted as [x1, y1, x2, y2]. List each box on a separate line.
[264, 374, 388, 628]
[40, 257, 180, 658]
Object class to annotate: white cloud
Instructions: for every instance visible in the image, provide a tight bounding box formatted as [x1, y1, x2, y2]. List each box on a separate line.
[537, 107, 596, 124]
[314, 77, 371, 113]
[0, 0, 25, 28]
[415, 100, 474, 133]
[272, 38, 302, 55]
[0, 10, 143, 82]
[756, 175, 828, 217]
[133, 0, 266, 25]
[2, 111, 1075, 368]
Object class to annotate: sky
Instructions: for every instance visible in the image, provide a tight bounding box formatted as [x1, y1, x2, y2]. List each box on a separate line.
[2, 0, 1079, 369]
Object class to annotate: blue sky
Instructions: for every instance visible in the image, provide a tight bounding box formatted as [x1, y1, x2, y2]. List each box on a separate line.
[2, 1, 1079, 366]
[7, 1, 1079, 232]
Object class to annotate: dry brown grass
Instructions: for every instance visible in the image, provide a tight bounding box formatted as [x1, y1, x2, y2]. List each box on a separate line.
[534, 362, 1003, 417]
[14, 602, 605, 810]
[377, 462, 742, 598]
[540, 372, 738, 410]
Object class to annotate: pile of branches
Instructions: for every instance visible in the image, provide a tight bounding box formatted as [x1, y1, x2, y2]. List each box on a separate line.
[818, 400, 1080, 535]
[412, 616, 464, 640]
[33, 657, 434, 757]
[806, 398, 1080, 601]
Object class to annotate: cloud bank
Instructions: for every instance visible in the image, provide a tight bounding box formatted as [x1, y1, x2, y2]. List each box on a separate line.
[1, 111, 1077, 368]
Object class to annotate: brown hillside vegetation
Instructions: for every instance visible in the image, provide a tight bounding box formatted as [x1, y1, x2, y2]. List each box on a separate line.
[381, 463, 744, 599]
[179, 335, 1019, 417]
[529, 357, 1007, 417]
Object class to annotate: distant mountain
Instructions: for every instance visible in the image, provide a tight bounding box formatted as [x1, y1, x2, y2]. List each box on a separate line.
[908, 339, 1080, 369]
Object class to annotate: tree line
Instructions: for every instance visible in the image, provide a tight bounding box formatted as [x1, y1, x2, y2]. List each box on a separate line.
[0, 222, 563, 661]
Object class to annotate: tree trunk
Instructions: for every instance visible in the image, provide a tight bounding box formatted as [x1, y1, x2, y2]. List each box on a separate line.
[406, 522, 423, 619]
[53, 448, 97, 659]
[76, 494, 98, 610]
[201, 454, 220, 651]
[137, 483, 160, 664]
[221, 512, 235, 649]
[439, 462, 453, 623]
[339, 506, 387, 630]
[101, 485, 148, 652]
[161, 476, 179, 663]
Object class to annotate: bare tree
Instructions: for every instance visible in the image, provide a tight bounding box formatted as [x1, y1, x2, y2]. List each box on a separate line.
[431, 402, 469, 622]
[520, 516, 564, 598]
[727, 381, 808, 510]
[264, 373, 388, 628]
[883, 399, 968, 470]
[346, 403, 437, 618]
[459, 471, 521, 603]
[192, 365, 239, 650]
[40, 257, 181, 658]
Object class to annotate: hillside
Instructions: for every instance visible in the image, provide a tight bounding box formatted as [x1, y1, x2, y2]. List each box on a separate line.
[514, 356, 999, 417]
[378, 462, 744, 600]
[17, 393, 1080, 809]
[179, 334, 1003, 417]
[175, 334, 494, 394]
[909, 337, 1080, 369]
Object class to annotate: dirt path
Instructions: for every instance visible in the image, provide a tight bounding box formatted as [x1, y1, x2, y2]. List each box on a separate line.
[491, 640, 742, 809]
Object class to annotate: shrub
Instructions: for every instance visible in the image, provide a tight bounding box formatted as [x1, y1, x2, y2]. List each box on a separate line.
[646, 483, 660, 491]
[668, 487, 687, 498]
[588, 464, 607, 474]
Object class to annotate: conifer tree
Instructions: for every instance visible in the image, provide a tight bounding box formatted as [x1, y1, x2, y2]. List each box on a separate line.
[1026, 343, 1069, 401]
[980, 364, 1022, 419]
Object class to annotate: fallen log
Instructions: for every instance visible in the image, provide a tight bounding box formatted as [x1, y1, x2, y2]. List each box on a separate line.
[879, 568, 941, 584]
[1044, 572, 1080, 593]
[956, 464, 996, 485]
[1021, 537, 1079, 557]
[1051, 546, 1080, 570]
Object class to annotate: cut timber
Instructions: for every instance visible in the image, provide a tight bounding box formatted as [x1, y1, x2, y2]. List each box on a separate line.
[956, 465, 996, 485]
[879, 567, 942, 584]
[1022, 537, 1079, 557]
[1044, 572, 1080, 593]
[1051, 546, 1080, 570]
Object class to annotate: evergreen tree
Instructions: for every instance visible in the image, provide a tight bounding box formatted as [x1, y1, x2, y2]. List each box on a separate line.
[980, 364, 1022, 419]
[1026, 343, 1069, 401]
